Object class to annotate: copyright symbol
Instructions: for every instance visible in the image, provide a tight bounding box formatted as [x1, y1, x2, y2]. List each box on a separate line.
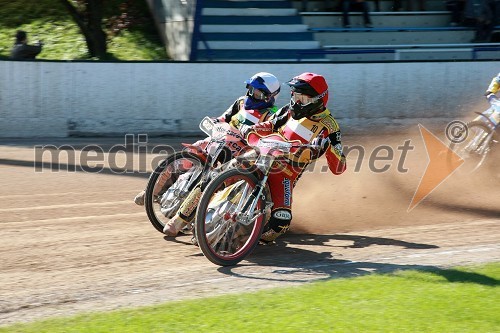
[446, 120, 468, 144]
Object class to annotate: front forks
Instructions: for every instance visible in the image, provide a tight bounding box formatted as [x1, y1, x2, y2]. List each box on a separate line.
[236, 174, 269, 226]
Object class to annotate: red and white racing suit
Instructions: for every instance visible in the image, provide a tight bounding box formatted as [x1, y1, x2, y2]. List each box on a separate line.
[250, 105, 347, 242]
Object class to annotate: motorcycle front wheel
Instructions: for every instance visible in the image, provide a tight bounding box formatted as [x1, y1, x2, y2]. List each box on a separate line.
[195, 168, 267, 266]
[144, 151, 205, 233]
[448, 121, 494, 174]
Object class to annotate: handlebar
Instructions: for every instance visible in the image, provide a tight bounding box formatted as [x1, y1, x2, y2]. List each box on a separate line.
[254, 137, 321, 154]
[199, 116, 245, 141]
[257, 138, 319, 149]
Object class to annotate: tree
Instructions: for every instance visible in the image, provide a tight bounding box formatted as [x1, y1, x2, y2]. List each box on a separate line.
[60, 0, 108, 59]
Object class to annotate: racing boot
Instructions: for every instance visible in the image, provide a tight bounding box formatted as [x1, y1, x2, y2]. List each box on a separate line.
[133, 190, 146, 206]
[259, 211, 291, 244]
[162, 185, 201, 236]
[260, 224, 290, 244]
[163, 213, 189, 236]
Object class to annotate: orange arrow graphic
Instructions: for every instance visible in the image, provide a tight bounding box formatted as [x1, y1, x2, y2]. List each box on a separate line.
[408, 124, 464, 211]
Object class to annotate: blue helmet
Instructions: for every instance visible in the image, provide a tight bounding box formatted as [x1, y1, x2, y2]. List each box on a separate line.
[244, 72, 281, 110]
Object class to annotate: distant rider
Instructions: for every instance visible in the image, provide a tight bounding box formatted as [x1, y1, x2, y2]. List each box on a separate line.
[485, 72, 500, 102]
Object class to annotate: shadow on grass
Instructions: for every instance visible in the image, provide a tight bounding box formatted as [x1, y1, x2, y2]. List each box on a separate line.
[428, 268, 499, 286]
[71, 52, 120, 61]
[216, 233, 498, 287]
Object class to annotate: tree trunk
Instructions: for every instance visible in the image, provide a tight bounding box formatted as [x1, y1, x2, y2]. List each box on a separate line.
[60, 0, 107, 59]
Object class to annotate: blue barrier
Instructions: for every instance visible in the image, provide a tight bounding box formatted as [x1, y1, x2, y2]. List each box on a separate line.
[297, 45, 500, 61]
[472, 46, 500, 60]
[310, 26, 474, 32]
[296, 48, 395, 61]
[189, 0, 205, 61]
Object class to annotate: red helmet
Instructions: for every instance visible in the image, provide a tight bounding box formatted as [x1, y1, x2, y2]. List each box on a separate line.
[286, 73, 329, 120]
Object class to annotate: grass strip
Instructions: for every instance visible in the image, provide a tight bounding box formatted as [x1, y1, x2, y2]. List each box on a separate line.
[1, 262, 498, 333]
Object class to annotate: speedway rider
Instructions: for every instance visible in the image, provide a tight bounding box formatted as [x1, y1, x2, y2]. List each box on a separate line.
[133, 72, 282, 235]
[485, 72, 500, 102]
[239, 72, 347, 243]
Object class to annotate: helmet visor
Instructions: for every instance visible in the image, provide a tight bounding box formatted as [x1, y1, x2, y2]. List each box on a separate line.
[291, 91, 324, 106]
[248, 86, 269, 101]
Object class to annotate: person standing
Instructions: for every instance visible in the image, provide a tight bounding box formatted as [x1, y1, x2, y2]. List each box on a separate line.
[468, 0, 498, 42]
[10, 30, 43, 60]
[342, 0, 373, 28]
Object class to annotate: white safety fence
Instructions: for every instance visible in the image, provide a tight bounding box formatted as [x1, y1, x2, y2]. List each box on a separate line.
[0, 60, 495, 137]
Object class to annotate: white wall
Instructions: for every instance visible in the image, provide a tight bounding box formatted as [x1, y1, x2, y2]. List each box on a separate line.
[0, 60, 495, 138]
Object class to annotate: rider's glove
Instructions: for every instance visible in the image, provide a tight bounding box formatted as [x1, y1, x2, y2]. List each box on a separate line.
[239, 124, 253, 138]
[311, 136, 329, 151]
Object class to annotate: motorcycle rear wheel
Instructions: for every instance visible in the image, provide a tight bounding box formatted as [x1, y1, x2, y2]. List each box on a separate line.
[144, 151, 205, 233]
[195, 168, 266, 266]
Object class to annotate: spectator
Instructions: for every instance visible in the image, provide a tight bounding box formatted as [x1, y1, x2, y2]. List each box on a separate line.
[467, 0, 497, 42]
[342, 0, 373, 28]
[393, 0, 425, 11]
[303, 0, 336, 11]
[446, 0, 467, 26]
[10, 30, 43, 60]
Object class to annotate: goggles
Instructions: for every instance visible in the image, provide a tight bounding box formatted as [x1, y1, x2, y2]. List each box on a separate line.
[291, 90, 327, 106]
[248, 86, 269, 101]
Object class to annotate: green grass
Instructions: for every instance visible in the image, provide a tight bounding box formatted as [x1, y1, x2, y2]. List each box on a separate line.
[0, 0, 168, 60]
[1, 263, 499, 332]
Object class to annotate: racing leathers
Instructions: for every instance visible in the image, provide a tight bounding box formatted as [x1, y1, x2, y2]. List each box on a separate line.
[172, 97, 278, 223]
[485, 72, 500, 102]
[134, 97, 277, 208]
[216, 96, 278, 128]
[248, 105, 347, 242]
[190, 96, 277, 151]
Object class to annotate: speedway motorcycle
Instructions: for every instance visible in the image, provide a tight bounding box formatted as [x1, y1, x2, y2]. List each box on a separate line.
[194, 131, 321, 266]
[144, 117, 248, 233]
[448, 98, 499, 173]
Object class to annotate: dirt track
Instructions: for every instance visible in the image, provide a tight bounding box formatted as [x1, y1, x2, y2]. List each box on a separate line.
[0, 130, 499, 326]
